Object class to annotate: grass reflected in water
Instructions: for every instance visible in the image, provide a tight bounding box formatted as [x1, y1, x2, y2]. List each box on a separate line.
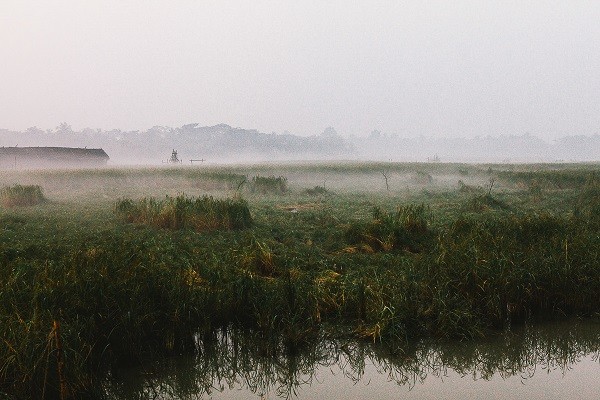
[104, 320, 600, 399]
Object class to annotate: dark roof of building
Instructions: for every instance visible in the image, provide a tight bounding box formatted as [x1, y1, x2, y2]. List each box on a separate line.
[0, 146, 109, 159]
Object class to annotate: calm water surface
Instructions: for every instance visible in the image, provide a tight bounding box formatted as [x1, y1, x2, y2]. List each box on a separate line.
[105, 320, 600, 399]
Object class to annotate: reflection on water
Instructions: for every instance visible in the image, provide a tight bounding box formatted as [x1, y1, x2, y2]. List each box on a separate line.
[104, 320, 600, 399]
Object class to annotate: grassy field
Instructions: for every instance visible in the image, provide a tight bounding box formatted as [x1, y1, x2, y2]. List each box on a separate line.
[0, 162, 599, 398]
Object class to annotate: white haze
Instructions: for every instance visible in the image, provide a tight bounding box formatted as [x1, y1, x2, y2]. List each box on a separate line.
[1, 1, 600, 141]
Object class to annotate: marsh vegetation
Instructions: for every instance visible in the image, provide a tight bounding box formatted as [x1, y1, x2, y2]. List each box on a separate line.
[0, 184, 45, 208]
[115, 195, 252, 231]
[0, 162, 599, 398]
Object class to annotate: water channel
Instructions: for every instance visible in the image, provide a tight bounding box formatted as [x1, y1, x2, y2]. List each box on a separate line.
[104, 319, 600, 399]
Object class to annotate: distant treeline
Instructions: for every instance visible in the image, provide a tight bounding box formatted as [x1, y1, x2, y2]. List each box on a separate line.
[0, 123, 351, 164]
[1, 123, 598, 163]
[351, 132, 600, 163]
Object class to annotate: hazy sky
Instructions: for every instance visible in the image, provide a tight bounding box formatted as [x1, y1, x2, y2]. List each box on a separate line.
[1, 1, 599, 138]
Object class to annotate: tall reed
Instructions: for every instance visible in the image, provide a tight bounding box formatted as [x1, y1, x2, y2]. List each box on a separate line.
[0, 184, 46, 207]
[115, 194, 252, 231]
[250, 176, 288, 195]
[345, 204, 434, 253]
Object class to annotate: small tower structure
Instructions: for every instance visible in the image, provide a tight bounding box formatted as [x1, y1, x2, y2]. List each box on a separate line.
[169, 149, 181, 164]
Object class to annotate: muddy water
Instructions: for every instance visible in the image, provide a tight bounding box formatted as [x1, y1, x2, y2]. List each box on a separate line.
[104, 320, 600, 399]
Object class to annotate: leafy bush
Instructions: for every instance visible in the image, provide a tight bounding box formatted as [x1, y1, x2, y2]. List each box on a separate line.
[115, 195, 252, 231]
[0, 185, 46, 207]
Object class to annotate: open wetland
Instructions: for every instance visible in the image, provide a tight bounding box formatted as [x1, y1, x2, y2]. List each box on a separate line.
[1, 162, 599, 399]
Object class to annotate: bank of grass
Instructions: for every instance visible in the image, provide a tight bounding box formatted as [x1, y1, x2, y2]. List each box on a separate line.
[1, 163, 600, 398]
[115, 194, 252, 231]
[0, 184, 45, 208]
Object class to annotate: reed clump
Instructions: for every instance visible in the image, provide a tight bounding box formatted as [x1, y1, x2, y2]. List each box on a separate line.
[0, 184, 46, 207]
[574, 180, 600, 227]
[194, 172, 248, 191]
[304, 185, 329, 196]
[464, 194, 509, 212]
[0, 230, 211, 398]
[417, 213, 600, 337]
[115, 195, 252, 231]
[346, 205, 434, 253]
[250, 175, 288, 195]
[239, 238, 279, 277]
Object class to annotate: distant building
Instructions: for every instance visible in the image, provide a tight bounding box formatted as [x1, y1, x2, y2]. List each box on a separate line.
[0, 147, 110, 169]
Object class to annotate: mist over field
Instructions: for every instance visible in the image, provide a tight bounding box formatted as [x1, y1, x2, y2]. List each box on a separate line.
[1, 124, 598, 165]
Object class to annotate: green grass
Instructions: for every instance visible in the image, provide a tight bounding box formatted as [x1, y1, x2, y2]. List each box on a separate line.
[0, 184, 45, 208]
[345, 204, 433, 253]
[115, 194, 253, 231]
[0, 162, 599, 397]
[463, 193, 509, 212]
